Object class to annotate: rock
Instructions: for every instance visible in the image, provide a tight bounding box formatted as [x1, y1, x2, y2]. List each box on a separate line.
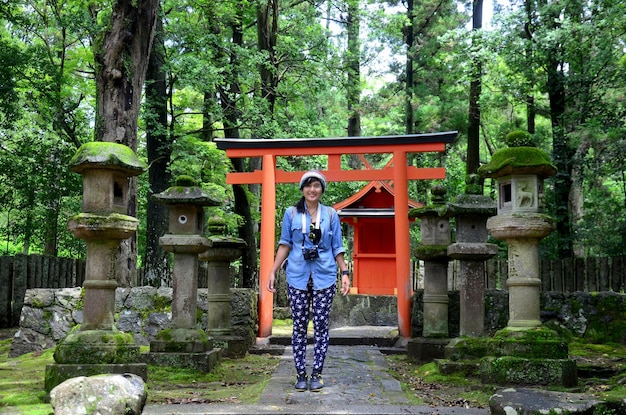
[10, 287, 258, 357]
[25, 289, 55, 308]
[50, 373, 146, 415]
[55, 288, 82, 310]
[117, 310, 142, 334]
[489, 387, 625, 415]
[8, 327, 55, 357]
[121, 286, 157, 311]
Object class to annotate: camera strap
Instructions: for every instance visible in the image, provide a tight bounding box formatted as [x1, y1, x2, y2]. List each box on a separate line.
[301, 205, 321, 249]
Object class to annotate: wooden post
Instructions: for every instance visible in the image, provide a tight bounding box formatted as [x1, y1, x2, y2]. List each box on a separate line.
[393, 151, 411, 338]
[258, 154, 276, 338]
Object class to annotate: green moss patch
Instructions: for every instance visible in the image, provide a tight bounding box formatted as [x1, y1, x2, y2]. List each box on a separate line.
[70, 141, 146, 174]
[478, 146, 557, 178]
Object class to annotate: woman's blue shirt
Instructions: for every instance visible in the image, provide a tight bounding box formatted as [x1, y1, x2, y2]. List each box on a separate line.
[278, 204, 345, 290]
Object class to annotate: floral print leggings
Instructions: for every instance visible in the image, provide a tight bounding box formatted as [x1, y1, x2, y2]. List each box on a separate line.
[288, 281, 336, 376]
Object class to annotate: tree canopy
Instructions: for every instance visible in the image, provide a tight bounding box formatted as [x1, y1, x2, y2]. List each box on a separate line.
[1, 0, 625, 281]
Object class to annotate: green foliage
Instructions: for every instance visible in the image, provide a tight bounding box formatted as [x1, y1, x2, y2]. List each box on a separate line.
[0, 0, 625, 262]
[505, 130, 534, 148]
[0, 238, 22, 256]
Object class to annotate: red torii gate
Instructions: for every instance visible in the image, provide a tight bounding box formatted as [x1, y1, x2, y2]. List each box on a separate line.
[215, 132, 456, 338]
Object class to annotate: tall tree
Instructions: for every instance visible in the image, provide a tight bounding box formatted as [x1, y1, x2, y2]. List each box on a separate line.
[143, 12, 172, 287]
[228, 1, 259, 288]
[404, 0, 415, 134]
[94, 0, 159, 286]
[1, 0, 91, 256]
[466, 0, 483, 176]
[345, 0, 361, 137]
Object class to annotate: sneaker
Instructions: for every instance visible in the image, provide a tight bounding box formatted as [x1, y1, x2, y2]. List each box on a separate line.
[309, 373, 324, 392]
[294, 373, 308, 391]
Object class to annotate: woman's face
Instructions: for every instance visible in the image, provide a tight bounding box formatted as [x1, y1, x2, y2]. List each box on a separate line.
[302, 179, 323, 204]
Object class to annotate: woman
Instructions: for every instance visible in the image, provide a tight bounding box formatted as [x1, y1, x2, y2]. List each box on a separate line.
[267, 170, 350, 392]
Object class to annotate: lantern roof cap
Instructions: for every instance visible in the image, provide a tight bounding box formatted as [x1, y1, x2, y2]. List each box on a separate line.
[478, 146, 557, 179]
[70, 142, 146, 175]
[152, 176, 221, 206]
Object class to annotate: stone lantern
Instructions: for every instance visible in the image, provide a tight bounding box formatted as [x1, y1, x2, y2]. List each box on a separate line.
[479, 137, 556, 329]
[447, 175, 498, 337]
[475, 131, 577, 387]
[151, 176, 220, 354]
[407, 185, 452, 361]
[45, 142, 147, 393]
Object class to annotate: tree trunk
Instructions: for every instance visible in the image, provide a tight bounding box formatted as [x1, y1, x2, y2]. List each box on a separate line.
[144, 12, 171, 287]
[405, 0, 415, 134]
[547, 57, 574, 258]
[257, 0, 279, 114]
[94, 0, 159, 286]
[466, 0, 482, 176]
[346, 0, 361, 137]
[524, 0, 535, 134]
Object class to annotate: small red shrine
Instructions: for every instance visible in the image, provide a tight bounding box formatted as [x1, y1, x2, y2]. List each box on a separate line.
[334, 181, 421, 295]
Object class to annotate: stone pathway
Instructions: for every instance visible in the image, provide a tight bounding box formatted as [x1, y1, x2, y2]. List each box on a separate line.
[143, 344, 489, 414]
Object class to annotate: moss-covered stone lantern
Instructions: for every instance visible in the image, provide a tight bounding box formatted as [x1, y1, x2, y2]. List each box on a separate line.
[142, 176, 222, 372]
[476, 131, 576, 387]
[479, 132, 556, 329]
[407, 184, 452, 361]
[45, 142, 147, 393]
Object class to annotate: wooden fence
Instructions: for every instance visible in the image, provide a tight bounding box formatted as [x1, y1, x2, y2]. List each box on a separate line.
[2, 254, 625, 329]
[0, 255, 86, 328]
[412, 256, 626, 293]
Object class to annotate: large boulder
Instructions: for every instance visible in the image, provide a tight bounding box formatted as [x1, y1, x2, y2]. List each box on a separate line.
[489, 387, 625, 415]
[50, 373, 146, 415]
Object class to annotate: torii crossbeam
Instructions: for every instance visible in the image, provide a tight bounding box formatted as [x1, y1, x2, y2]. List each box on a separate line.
[215, 132, 456, 339]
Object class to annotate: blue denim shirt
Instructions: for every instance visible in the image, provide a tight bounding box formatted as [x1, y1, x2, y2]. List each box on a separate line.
[278, 204, 346, 290]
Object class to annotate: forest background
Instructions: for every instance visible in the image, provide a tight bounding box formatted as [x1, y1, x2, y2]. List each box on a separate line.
[0, 0, 625, 290]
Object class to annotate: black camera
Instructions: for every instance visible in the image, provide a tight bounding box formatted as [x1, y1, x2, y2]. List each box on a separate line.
[303, 247, 319, 260]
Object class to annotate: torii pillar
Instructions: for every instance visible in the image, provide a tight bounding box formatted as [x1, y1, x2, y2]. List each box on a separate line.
[215, 133, 456, 339]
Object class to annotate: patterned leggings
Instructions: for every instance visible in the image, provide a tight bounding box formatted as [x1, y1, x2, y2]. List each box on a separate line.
[288, 282, 336, 376]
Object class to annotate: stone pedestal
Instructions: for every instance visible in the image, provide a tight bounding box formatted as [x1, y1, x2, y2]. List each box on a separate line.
[408, 185, 451, 361]
[160, 235, 210, 329]
[45, 142, 147, 393]
[199, 235, 247, 357]
[487, 214, 553, 328]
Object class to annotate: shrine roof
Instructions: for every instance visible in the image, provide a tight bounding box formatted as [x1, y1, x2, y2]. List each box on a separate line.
[334, 181, 422, 218]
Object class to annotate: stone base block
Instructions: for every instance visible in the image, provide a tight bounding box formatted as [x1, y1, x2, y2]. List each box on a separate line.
[213, 335, 248, 358]
[53, 330, 140, 364]
[407, 337, 450, 362]
[480, 356, 578, 387]
[139, 348, 222, 372]
[489, 339, 569, 359]
[44, 363, 148, 394]
[150, 339, 213, 353]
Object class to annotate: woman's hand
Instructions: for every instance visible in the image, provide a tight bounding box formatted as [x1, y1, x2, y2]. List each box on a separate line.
[340, 274, 350, 296]
[267, 271, 276, 293]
